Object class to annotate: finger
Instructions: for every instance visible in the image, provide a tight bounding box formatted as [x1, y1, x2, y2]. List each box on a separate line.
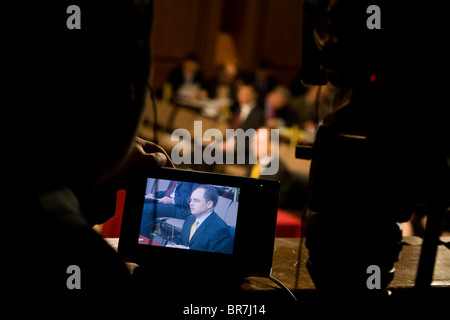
[137, 136, 167, 155]
[137, 137, 175, 168]
[164, 156, 175, 168]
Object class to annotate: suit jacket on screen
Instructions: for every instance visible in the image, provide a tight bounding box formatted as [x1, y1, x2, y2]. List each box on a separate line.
[175, 211, 233, 254]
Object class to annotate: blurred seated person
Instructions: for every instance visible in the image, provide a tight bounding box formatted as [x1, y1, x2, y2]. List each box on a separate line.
[251, 59, 278, 107]
[224, 81, 265, 163]
[265, 85, 301, 128]
[168, 53, 204, 103]
[190, 81, 265, 172]
[200, 62, 238, 102]
[166, 185, 233, 254]
[249, 127, 309, 213]
[230, 81, 265, 131]
[140, 181, 199, 238]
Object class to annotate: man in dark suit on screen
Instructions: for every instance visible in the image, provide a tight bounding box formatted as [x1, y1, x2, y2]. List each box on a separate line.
[140, 181, 199, 238]
[166, 185, 234, 254]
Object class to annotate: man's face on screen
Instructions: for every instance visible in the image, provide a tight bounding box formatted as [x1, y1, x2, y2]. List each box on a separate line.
[189, 188, 213, 217]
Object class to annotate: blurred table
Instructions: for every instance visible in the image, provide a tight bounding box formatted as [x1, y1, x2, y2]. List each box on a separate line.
[105, 236, 450, 293]
[252, 236, 450, 291]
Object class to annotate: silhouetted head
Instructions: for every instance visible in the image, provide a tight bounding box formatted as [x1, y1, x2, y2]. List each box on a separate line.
[2, 0, 154, 192]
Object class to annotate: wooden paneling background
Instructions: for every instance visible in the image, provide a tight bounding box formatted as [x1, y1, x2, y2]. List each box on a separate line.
[151, 0, 303, 91]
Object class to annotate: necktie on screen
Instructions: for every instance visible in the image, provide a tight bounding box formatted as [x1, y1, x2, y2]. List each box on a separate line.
[189, 220, 199, 241]
[164, 181, 178, 197]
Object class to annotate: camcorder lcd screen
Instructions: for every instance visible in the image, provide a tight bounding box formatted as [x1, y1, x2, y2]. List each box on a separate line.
[119, 168, 279, 278]
[138, 178, 240, 255]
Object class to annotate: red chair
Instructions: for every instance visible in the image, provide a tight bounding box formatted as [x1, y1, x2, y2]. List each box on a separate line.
[101, 189, 126, 238]
[275, 209, 304, 238]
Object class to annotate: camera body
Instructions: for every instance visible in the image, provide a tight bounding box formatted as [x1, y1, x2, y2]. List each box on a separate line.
[301, 0, 450, 295]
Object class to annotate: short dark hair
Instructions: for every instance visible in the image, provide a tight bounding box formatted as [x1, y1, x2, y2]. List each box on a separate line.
[4, 0, 155, 188]
[184, 52, 201, 64]
[196, 185, 219, 207]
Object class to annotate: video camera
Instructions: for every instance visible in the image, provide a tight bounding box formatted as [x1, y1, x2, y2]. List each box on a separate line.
[299, 0, 450, 295]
